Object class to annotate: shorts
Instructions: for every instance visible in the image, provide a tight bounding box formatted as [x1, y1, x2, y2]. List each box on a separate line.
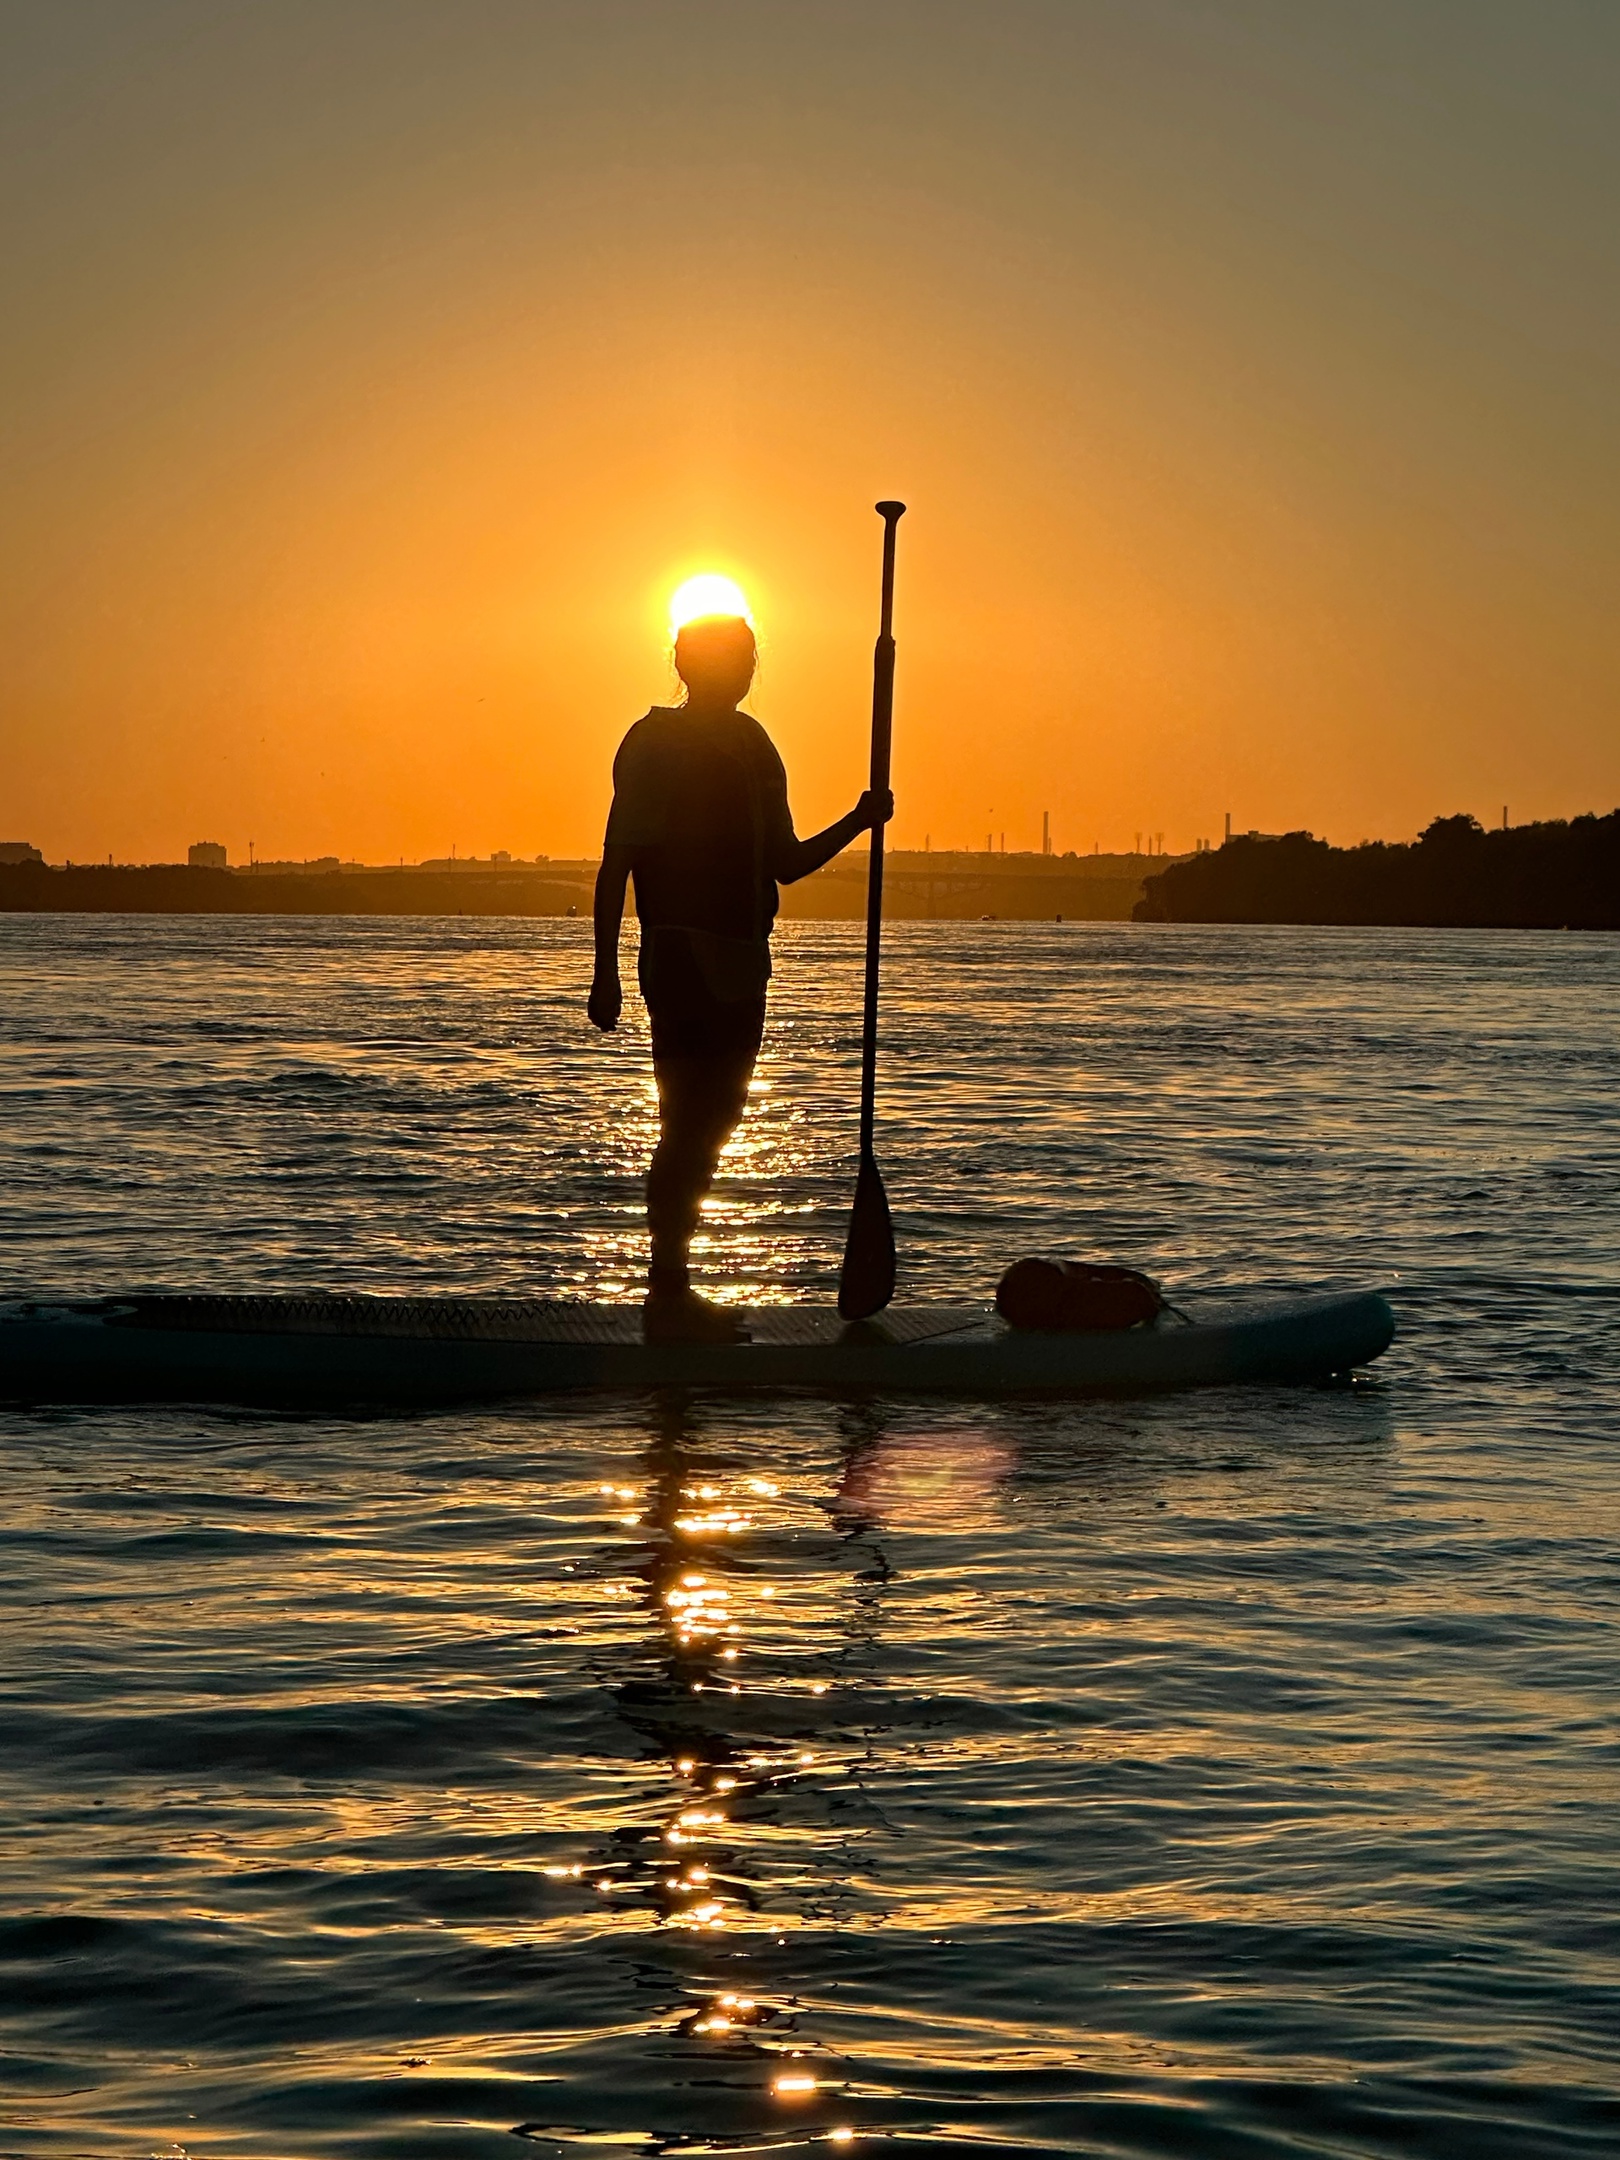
[639, 927, 768, 1063]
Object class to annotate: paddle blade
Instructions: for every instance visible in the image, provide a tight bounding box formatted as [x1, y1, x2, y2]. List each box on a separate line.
[837, 1152, 896, 1320]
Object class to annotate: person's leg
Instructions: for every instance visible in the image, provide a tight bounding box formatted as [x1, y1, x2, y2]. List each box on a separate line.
[646, 1047, 755, 1312]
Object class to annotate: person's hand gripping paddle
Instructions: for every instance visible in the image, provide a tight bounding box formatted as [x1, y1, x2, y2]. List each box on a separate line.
[837, 501, 905, 1321]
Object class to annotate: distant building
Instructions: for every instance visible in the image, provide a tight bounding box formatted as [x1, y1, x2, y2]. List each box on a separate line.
[243, 857, 356, 875]
[0, 841, 44, 865]
[188, 841, 228, 869]
[421, 854, 518, 872]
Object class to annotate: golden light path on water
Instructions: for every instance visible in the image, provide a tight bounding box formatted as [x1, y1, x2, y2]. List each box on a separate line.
[583, 1063, 807, 1307]
[526, 1400, 1020, 2151]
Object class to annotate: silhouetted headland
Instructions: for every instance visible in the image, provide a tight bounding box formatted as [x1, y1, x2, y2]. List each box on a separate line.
[1135, 813, 1619, 930]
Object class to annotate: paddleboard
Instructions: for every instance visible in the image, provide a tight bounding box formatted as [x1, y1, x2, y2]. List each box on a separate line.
[0, 1289, 1394, 1408]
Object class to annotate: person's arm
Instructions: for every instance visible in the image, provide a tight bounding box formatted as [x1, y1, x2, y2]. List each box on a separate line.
[588, 843, 632, 1031]
[772, 788, 894, 886]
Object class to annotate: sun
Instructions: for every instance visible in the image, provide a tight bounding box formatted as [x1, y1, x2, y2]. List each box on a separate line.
[669, 573, 753, 634]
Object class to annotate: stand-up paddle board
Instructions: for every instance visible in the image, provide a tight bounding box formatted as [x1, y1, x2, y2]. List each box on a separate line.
[0, 1289, 1393, 1408]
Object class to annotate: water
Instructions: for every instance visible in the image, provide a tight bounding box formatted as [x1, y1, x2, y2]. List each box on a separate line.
[1, 914, 1617, 2158]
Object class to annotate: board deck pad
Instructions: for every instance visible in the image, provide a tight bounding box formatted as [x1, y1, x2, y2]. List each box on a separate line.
[102, 1295, 993, 1349]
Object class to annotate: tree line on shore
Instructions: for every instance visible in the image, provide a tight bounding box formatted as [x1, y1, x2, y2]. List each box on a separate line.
[1134, 813, 1619, 929]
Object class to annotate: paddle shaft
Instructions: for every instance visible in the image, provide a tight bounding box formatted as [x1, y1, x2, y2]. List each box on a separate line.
[858, 502, 904, 1158]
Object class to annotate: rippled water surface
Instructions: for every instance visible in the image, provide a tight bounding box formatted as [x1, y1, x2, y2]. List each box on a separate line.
[2, 914, 1617, 2158]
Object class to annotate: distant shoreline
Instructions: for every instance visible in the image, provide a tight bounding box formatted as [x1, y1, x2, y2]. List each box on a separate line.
[10, 820, 1612, 928]
[0, 851, 1164, 924]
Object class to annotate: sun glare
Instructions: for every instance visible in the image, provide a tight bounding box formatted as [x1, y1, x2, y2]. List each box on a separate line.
[670, 574, 753, 634]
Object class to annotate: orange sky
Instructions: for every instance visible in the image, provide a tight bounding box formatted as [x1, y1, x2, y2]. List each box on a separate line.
[4, 0, 1618, 863]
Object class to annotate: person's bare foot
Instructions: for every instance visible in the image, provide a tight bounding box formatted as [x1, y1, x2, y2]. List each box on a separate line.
[642, 1286, 751, 1344]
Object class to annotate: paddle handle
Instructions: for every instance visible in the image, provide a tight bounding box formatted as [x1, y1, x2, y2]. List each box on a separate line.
[859, 502, 905, 1159]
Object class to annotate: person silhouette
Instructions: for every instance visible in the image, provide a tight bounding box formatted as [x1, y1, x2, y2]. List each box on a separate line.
[589, 613, 892, 1341]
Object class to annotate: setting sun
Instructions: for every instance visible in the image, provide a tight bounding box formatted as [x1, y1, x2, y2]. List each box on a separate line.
[669, 574, 753, 635]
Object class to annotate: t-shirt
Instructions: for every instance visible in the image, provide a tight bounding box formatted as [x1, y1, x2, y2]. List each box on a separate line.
[604, 707, 793, 945]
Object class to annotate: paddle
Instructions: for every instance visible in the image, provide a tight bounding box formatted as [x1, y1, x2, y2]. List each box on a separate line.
[837, 500, 906, 1321]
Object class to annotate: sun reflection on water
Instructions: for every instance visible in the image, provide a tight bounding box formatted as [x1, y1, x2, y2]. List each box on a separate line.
[524, 1394, 912, 2145]
[574, 1041, 815, 1301]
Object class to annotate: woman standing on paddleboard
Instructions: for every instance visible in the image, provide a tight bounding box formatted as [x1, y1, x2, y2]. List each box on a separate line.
[588, 610, 890, 1342]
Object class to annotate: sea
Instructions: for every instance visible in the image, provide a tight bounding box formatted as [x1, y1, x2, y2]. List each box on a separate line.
[1, 913, 1616, 2159]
